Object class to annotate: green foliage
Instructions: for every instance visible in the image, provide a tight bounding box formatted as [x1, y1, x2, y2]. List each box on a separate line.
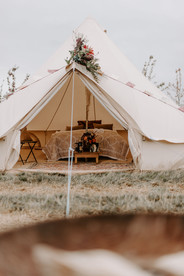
[0, 66, 30, 102]
[7, 65, 19, 94]
[166, 68, 184, 106]
[142, 55, 156, 81]
[142, 55, 168, 91]
[65, 33, 101, 82]
[142, 55, 184, 106]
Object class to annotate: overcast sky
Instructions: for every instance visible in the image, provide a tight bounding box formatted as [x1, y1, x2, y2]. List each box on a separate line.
[0, 0, 183, 91]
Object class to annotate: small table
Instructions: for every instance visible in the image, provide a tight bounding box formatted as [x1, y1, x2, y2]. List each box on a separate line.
[19, 140, 38, 164]
[74, 151, 99, 164]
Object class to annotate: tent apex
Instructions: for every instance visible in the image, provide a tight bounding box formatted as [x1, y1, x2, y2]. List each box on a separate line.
[76, 16, 106, 34]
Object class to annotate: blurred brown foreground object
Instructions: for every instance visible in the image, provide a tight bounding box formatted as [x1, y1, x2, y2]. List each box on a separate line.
[0, 214, 184, 276]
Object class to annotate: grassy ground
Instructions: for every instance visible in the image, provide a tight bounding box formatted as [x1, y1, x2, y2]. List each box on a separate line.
[0, 169, 184, 233]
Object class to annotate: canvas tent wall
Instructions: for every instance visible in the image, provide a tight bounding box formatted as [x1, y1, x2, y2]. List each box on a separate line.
[1, 17, 184, 171]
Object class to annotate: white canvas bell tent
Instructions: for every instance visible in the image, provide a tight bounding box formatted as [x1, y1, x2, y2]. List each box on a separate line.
[1, 17, 184, 171]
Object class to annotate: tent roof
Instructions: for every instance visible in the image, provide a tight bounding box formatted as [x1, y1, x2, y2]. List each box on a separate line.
[0, 17, 184, 143]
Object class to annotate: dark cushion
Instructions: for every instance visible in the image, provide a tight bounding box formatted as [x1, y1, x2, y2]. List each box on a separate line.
[93, 123, 113, 130]
[78, 120, 102, 129]
[65, 125, 84, 131]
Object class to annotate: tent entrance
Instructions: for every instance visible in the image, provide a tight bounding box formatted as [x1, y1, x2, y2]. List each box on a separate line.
[25, 72, 126, 148]
[16, 70, 132, 168]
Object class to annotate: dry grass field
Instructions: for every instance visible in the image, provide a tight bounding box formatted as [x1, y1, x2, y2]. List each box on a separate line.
[0, 169, 184, 233]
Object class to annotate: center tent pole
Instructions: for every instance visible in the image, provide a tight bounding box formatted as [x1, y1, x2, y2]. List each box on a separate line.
[66, 68, 75, 217]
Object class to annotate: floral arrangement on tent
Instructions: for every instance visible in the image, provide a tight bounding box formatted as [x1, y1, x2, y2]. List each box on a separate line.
[75, 131, 99, 153]
[65, 33, 101, 82]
